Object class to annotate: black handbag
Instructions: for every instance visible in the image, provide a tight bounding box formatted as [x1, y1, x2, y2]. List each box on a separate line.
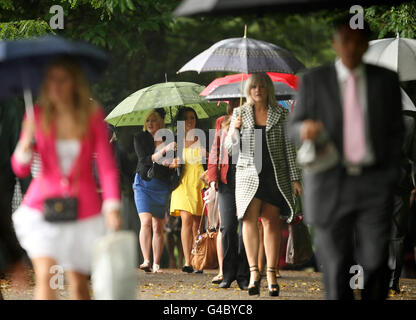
[169, 167, 181, 191]
[43, 166, 80, 223]
[44, 197, 78, 222]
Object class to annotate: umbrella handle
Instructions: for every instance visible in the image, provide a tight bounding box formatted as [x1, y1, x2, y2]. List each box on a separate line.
[23, 86, 35, 119]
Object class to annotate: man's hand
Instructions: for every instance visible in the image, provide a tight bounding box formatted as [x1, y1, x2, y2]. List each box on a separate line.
[300, 120, 323, 141]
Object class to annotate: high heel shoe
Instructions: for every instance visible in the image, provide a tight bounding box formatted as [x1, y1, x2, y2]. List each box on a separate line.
[248, 266, 261, 296]
[267, 267, 280, 297]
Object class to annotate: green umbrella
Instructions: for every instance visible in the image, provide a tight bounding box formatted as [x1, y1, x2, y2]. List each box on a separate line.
[105, 82, 226, 127]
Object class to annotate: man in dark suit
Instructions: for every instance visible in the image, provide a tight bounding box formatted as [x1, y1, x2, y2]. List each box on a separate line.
[289, 17, 404, 300]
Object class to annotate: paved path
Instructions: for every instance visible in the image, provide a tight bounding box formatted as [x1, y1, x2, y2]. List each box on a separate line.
[2, 269, 416, 300]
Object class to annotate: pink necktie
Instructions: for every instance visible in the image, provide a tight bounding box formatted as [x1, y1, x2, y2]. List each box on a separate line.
[343, 71, 366, 164]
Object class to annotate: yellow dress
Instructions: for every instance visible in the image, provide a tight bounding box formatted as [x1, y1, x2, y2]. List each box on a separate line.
[170, 143, 206, 216]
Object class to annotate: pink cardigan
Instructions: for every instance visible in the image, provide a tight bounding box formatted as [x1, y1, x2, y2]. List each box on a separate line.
[11, 106, 120, 220]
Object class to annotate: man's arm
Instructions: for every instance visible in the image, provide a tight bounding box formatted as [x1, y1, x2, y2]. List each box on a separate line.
[288, 72, 311, 146]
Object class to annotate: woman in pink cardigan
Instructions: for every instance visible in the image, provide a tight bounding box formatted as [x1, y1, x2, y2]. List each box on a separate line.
[11, 57, 121, 300]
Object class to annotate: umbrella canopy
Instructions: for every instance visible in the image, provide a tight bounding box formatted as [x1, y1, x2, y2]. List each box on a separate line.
[205, 80, 296, 100]
[200, 72, 298, 96]
[174, 0, 409, 17]
[402, 88, 416, 112]
[178, 37, 305, 74]
[0, 35, 108, 99]
[363, 35, 416, 81]
[105, 82, 226, 127]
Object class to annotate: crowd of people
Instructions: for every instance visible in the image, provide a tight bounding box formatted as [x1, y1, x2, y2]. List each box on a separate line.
[1, 16, 416, 300]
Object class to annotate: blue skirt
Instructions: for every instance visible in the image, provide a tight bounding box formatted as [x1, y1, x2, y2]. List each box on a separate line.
[133, 173, 170, 219]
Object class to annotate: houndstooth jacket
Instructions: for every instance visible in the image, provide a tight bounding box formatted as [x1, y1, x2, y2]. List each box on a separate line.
[225, 103, 301, 222]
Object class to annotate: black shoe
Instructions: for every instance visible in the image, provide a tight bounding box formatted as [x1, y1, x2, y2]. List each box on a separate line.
[248, 266, 261, 296]
[390, 282, 401, 295]
[219, 280, 233, 288]
[182, 265, 194, 273]
[267, 267, 280, 297]
[237, 280, 249, 291]
[193, 269, 203, 274]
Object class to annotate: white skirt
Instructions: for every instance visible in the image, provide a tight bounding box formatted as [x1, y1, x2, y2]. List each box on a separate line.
[13, 205, 106, 275]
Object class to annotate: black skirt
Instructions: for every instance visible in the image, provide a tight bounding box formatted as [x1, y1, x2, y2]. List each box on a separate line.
[254, 124, 290, 216]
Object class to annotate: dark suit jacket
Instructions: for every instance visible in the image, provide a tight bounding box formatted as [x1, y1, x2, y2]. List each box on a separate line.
[289, 62, 404, 227]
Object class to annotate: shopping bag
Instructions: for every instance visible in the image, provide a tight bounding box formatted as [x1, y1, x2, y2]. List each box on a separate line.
[296, 128, 340, 174]
[285, 220, 313, 266]
[91, 231, 138, 300]
[191, 203, 218, 270]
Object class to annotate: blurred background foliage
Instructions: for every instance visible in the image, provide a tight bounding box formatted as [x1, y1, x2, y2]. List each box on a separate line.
[0, 0, 415, 113]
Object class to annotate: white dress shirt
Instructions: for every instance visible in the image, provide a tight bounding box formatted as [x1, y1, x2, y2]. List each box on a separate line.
[335, 59, 375, 166]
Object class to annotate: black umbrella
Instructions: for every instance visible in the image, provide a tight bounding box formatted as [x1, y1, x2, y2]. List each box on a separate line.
[175, 0, 411, 16]
[205, 80, 296, 101]
[0, 35, 107, 114]
[178, 36, 305, 74]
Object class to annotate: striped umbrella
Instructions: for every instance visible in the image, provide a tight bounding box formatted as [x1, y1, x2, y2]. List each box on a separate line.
[178, 36, 305, 74]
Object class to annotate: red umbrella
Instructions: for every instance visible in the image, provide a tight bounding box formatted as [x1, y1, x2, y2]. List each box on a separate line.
[200, 72, 298, 96]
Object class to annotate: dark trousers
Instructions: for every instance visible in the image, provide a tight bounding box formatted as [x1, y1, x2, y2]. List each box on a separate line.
[389, 193, 410, 289]
[314, 170, 393, 300]
[0, 172, 25, 272]
[218, 169, 249, 284]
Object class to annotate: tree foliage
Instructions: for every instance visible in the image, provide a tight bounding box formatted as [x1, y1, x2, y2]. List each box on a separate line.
[0, 1, 415, 112]
[366, 1, 416, 39]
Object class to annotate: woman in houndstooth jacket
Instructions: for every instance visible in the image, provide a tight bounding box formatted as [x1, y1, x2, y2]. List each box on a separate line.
[225, 73, 302, 297]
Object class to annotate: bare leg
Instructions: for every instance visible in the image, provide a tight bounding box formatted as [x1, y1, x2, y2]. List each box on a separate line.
[242, 198, 262, 288]
[260, 202, 281, 293]
[32, 257, 58, 300]
[192, 214, 202, 239]
[180, 211, 195, 267]
[66, 271, 90, 300]
[138, 212, 152, 267]
[217, 229, 223, 275]
[258, 220, 265, 275]
[152, 217, 165, 272]
[276, 225, 283, 277]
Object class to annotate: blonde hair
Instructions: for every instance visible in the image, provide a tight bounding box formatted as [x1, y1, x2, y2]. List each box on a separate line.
[244, 73, 277, 107]
[143, 109, 165, 132]
[38, 57, 97, 137]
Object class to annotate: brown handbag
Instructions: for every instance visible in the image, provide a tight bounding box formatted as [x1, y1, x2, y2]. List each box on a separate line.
[191, 202, 219, 271]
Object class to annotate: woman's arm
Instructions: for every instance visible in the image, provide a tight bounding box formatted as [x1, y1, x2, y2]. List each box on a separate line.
[207, 126, 221, 189]
[11, 115, 36, 178]
[224, 107, 241, 156]
[134, 133, 154, 179]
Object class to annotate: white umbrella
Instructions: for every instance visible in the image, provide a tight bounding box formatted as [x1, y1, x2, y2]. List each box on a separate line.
[402, 88, 416, 112]
[364, 34, 416, 81]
